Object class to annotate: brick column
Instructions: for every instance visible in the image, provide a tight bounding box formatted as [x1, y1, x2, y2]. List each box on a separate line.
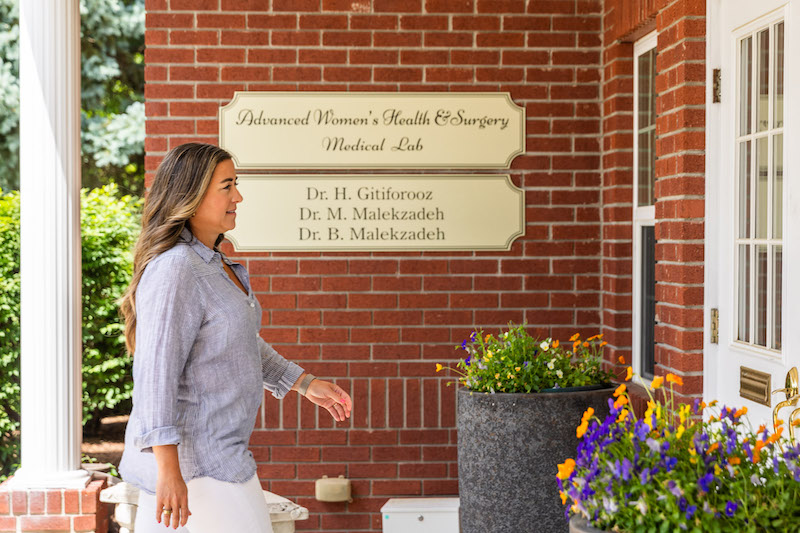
[0, 477, 110, 533]
[653, 0, 706, 402]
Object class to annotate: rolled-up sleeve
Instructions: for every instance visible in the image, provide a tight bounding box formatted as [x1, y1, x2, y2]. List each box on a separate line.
[257, 335, 304, 399]
[132, 256, 203, 453]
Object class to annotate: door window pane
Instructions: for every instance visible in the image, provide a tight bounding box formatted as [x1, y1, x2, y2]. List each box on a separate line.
[740, 37, 752, 136]
[738, 140, 751, 238]
[755, 136, 768, 239]
[737, 245, 750, 343]
[773, 246, 782, 350]
[773, 134, 783, 239]
[757, 29, 770, 132]
[774, 22, 784, 128]
[755, 244, 768, 346]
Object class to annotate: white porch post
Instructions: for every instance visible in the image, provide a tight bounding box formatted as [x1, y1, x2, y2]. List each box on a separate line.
[9, 0, 90, 489]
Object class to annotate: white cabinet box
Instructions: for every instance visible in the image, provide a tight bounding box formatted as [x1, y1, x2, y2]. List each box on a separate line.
[381, 497, 459, 533]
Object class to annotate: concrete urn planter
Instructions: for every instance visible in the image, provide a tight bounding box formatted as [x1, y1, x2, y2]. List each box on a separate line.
[456, 386, 612, 533]
[569, 515, 609, 532]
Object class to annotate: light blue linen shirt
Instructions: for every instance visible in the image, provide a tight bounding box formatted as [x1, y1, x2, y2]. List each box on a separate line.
[119, 227, 305, 495]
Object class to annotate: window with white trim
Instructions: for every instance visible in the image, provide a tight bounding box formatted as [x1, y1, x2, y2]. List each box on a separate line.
[633, 32, 657, 379]
[735, 20, 784, 352]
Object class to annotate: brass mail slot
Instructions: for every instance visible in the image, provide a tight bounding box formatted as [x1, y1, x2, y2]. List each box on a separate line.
[740, 366, 771, 407]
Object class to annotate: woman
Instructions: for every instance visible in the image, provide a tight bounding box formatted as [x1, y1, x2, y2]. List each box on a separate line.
[118, 143, 352, 532]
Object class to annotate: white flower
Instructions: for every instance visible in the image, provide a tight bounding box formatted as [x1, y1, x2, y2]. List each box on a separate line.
[635, 498, 648, 515]
[540, 341, 550, 351]
[547, 359, 555, 370]
[556, 370, 563, 379]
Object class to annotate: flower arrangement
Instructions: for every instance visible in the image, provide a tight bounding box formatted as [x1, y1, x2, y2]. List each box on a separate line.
[437, 324, 613, 393]
[558, 366, 800, 531]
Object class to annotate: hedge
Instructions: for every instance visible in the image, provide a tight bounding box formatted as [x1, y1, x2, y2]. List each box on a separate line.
[0, 184, 141, 482]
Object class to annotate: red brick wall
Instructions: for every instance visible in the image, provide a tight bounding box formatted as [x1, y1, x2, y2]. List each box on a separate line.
[144, 1, 603, 531]
[652, 0, 705, 401]
[0, 478, 110, 533]
[600, 0, 705, 408]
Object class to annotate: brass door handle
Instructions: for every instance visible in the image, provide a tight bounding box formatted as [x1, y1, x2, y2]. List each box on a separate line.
[789, 407, 800, 444]
[771, 368, 800, 435]
[773, 394, 800, 435]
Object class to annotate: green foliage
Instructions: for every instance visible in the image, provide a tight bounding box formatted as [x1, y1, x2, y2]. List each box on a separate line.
[0, 0, 144, 195]
[0, 185, 141, 483]
[442, 324, 613, 393]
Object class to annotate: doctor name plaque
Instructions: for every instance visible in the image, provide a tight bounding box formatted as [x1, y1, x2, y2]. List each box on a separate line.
[226, 175, 524, 252]
[219, 92, 525, 169]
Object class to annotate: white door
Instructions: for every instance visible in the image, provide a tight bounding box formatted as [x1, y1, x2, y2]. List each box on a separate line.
[706, 0, 798, 428]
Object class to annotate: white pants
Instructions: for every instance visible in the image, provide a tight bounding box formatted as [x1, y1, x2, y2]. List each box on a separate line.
[134, 473, 274, 533]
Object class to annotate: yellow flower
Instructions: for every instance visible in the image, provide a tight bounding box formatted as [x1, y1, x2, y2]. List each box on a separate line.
[495, 373, 500, 379]
[709, 400, 718, 407]
[486, 351, 493, 359]
[435, 363, 443, 372]
[560, 491, 567, 505]
[570, 333, 580, 342]
[600, 341, 608, 347]
[485, 334, 492, 342]
[617, 409, 629, 423]
[618, 356, 626, 364]
[666, 373, 683, 386]
[707, 442, 719, 455]
[729, 457, 741, 465]
[614, 396, 628, 409]
[576, 421, 589, 438]
[792, 419, 800, 428]
[676, 425, 685, 439]
[500, 356, 505, 361]
[613, 384, 626, 397]
[553, 339, 560, 348]
[581, 407, 595, 423]
[507, 373, 513, 379]
[734, 407, 748, 418]
[625, 367, 633, 381]
[650, 376, 664, 390]
[573, 340, 581, 350]
[556, 458, 576, 480]
[582, 342, 589, 348]
[714, 464, 722, 476]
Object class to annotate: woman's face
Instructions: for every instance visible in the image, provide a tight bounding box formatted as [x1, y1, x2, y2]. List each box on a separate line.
[190, 159, 242, 238]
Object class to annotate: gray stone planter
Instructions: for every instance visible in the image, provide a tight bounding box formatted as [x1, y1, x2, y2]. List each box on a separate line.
[569, 515, 608, 532]
[456, 385, 612, 533]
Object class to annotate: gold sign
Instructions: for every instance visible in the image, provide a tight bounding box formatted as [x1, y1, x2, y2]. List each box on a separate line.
[226, 175, 524, 251]
[219, 92, 525, 169]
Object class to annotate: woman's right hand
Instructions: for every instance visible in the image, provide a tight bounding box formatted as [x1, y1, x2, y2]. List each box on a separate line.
[155, 468, 191, 529]
[152, 444, 191, 528]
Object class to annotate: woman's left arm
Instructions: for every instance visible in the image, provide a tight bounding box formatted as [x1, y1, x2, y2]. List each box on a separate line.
[257, 336, 352, 421]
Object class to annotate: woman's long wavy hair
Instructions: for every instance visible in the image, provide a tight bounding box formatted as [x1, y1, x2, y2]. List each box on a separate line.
[119, 143, 232, 355]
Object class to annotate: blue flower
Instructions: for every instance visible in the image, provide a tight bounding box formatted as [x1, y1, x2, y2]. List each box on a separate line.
[621, 458, 632, 481]
[639, 467, 650, 484]
[465, 355, 471, 366]
[725, 501, 738, 517]
[686, 504, 697, 520]
[698, 472, 715, 493]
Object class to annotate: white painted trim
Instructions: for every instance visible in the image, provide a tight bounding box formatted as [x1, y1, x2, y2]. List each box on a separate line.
[632, 31, 657, 381]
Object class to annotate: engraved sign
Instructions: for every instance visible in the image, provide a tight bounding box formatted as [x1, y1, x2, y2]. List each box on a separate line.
[219, 92, 525, 169]
[226, 175, 525, 251]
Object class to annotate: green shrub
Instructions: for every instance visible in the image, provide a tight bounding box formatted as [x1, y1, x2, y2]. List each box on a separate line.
[0, 184, 141, 482]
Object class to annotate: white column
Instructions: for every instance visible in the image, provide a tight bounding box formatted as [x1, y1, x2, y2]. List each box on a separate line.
[9, 0, 90, 489]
